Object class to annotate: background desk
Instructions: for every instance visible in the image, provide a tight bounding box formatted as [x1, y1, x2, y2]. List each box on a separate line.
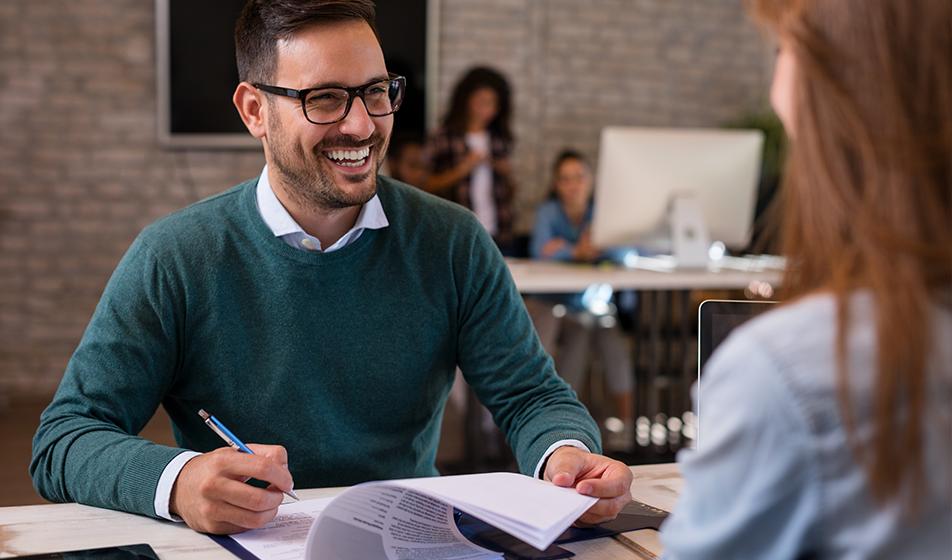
[507, 259, 780, 462]
[507, 258, 782, 293]
[0, 464, 680, 560]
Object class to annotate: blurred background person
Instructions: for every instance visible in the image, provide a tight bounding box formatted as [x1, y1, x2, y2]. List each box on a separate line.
[660, 0, 952, 557]
[425, 66, 517, 255]
[386, 133, 429, 188]
[527, 149, 635, 451]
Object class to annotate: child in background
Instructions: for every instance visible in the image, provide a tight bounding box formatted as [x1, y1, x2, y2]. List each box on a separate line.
[528, 149, 634, 449]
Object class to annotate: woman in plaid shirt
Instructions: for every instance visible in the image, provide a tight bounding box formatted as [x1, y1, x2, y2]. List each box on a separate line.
[425, 67, 517, 254]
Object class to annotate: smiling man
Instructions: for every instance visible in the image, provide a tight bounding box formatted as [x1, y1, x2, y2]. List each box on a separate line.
[31, 0, 632, 536]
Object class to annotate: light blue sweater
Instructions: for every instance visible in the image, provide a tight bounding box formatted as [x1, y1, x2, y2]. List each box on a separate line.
[661, 293, 952, 559]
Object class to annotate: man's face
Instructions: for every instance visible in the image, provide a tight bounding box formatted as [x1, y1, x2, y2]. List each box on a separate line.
[264, 20, 393, 211]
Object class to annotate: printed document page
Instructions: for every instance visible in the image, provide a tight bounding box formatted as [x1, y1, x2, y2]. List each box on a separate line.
[222, 472, 597, 559]
[306, 485, 501, 560]
[392, 472, 597, 550]
[229, 497, 334, 560]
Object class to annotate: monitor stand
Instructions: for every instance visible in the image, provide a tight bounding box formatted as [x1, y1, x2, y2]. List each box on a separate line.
[669, 195, 710, 268]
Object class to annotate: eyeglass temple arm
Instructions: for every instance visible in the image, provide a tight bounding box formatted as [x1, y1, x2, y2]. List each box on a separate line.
[253, 84, 303, 99]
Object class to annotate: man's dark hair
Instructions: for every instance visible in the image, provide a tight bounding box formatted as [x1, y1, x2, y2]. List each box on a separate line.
[235, 0, 378, 83]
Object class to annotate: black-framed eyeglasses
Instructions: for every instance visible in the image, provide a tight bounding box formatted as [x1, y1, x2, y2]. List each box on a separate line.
[253, 74, 406, 125]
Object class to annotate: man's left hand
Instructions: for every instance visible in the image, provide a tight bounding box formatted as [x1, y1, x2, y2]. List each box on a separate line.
[544, 446, 633, 524]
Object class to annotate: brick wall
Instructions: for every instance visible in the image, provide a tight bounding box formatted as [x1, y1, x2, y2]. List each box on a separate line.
[0, 1, 266, 396]
[435, 0, 772, 230]
[0, 0, 771, 397]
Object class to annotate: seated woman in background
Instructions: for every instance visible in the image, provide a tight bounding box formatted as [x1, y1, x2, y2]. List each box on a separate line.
[660, 0, 951, 558]
[425, 67, 517, 255]
[527, 149, 634, 449]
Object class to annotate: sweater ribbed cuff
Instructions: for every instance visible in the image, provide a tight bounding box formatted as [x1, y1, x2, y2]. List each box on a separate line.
[118, 443, 193, 518]
[523, 431, 602, 478]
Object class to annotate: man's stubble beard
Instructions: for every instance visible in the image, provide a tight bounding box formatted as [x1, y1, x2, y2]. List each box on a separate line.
[267, 112, 390, 212]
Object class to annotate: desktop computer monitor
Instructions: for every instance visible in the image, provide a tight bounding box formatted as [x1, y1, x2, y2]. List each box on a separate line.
[592, 126, 764, 263]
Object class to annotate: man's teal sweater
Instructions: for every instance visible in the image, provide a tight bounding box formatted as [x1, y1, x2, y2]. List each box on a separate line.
[31, 176, 601, 518]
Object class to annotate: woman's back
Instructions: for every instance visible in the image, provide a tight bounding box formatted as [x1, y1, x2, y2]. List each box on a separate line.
[660, 0, 951, 556]
[661, 293, 952, 558]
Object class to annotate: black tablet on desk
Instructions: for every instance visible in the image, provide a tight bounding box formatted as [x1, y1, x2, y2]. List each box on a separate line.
[10, 544, 158, 559]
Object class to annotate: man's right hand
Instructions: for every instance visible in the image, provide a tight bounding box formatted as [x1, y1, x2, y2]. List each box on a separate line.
[169, 444, 295, 534]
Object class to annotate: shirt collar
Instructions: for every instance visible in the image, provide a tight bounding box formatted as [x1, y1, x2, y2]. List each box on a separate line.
[255, 164, 389, 240]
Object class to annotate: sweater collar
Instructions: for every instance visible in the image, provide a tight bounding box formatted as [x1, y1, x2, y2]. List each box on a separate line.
[254, 165, 389, 251]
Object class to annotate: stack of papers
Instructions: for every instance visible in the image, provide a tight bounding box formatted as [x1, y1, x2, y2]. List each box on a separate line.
[225, 472, 597, 560]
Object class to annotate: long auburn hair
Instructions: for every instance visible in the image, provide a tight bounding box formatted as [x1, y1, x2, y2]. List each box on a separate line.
[749, 0, 952, 511]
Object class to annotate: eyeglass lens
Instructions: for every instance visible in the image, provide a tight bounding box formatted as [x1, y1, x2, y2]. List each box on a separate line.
[303, 79, 402, 123]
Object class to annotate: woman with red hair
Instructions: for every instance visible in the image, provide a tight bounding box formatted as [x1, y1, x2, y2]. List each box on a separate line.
[660, 1, 952, 557]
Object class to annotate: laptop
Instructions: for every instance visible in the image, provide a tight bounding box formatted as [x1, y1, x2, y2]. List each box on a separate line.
[696, 299, 777, 447]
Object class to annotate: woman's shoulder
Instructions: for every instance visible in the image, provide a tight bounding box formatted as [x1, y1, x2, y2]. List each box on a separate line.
[713, 293, 845, 371]
[427, 125, 460, 143]
[704, 293, 879, 435]
[426, 126, 465, 159]
[736, 293, 841, 349]
[490, 130, 513, 151]
[703, 295, 842, 407]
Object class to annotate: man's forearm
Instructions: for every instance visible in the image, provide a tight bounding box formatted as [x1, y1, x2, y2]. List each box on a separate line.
[31, 410, 191, 517]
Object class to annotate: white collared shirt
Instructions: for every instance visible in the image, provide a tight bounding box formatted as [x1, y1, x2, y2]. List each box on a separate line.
[255, 164, 389, 252]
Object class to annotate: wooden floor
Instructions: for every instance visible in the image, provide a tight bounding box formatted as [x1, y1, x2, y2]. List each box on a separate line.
[0, 398, 177, 507]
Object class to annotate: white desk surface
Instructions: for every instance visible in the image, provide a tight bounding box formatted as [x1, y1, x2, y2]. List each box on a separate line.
[0, 464, 681, 560]
[507, 258, 782, 293]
